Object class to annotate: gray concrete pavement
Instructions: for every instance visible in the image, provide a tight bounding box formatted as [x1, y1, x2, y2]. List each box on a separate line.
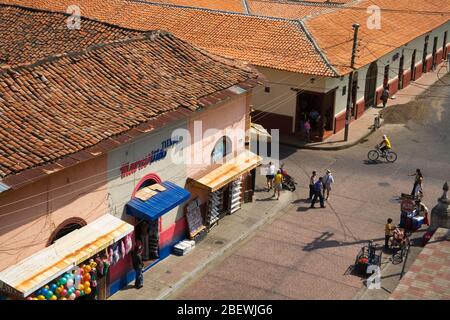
[171, 73, 450, 300]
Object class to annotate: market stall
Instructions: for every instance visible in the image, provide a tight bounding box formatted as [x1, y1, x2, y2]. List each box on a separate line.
[0, 214, 133, 300]
[186, 150, 262, 229]
[125, 181, 191, 268]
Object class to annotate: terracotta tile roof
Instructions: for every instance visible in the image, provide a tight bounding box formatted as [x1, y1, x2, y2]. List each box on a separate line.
[0, 4, 141, 67]
[0, 31, 260, 180]
[305, 0, 450, 74]
[0, 0, 337, 77]
[136, 0, 246, 12]
[247, 0, 344, 19]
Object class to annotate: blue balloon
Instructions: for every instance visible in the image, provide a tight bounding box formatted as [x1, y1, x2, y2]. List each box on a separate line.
[45, 291, 53, 299]
[50, 284, 58, 292]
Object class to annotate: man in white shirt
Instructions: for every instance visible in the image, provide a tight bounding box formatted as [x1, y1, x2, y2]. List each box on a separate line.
[266, 161, 276, 191]
[323, 169, 334, 200]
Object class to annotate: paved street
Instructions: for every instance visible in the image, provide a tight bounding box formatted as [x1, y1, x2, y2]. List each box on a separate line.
[170, 74, 450, 300]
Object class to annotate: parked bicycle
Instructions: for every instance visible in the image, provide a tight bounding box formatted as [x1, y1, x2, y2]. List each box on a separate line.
[367, 144, 398, 163]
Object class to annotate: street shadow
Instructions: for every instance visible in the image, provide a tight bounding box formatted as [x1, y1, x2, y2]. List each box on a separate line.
[255, 196, 276, 202]
[296, 206, 311, 212]
[119, 285, 137, 292]
[291, 198, 310, 204]
[254, 187, 269, 193]
[303, 231, 385, 252]
[363, 160, 383, 165]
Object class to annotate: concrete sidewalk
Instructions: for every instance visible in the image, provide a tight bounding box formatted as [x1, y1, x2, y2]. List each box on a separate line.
[110, 174, 295, 300]
[281, 61, 449, 151]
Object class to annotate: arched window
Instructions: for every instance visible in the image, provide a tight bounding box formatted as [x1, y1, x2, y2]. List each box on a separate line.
[48, 217, 87, 246]
[211, 136, 232, 164]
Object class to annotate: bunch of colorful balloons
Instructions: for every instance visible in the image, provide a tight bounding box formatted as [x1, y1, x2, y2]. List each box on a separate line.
[26, 259, 98, 300]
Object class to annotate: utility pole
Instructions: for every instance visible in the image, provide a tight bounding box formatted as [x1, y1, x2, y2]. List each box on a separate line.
[344, 23, 360, 142]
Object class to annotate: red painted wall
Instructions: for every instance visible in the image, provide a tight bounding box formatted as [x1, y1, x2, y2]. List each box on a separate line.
[376, 87, 383, 105]
[252, 110, 293, 135]
[334, 112, 346, 133]
[402, 70, 411, 88]
[425, 56, 433, 73]
[436, 49, 443, 66]
[388, 78, 399, 96]
[415, 63, 423, 80]
[355, 99, 365, 119]
[159, 215, 188, 248]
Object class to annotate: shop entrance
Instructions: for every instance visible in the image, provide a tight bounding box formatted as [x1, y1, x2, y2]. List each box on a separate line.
[364, 62, 378, 109]
[432, 36, 438, 70]
[295, 89, 335, 141]
[422, 36, 429, 73]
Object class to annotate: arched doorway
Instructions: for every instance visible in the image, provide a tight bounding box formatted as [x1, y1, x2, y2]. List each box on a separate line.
[364, 62, 378, 109]
[47, 217, 87, 246]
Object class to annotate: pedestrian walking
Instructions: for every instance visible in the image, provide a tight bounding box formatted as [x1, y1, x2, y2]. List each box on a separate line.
[409, 169, 423, 198]
[273, 170, 283, 200]
[385, 218, 395, 249]
[381, 86, 389, 108]
[310, 177, 325, 208]
[265, 161, 276, 192]
[323, 169, 334, 200]
[308, 171, 317, 201]
[132, 240, 144, 289]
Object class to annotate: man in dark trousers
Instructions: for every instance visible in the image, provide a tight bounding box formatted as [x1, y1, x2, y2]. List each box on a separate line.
[132, 240, 144, 289]
[381, 86, 389, 108]
[310, 177, 325, 208]
[308, 171, 317, 201]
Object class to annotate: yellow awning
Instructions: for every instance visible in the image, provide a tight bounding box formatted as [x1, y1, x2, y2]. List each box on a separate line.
[187, 150, 262, 192]
[0, 214, 133, 298]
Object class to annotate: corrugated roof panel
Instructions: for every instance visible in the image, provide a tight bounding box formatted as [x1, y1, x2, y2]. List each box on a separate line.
[126, 181, 191, 221]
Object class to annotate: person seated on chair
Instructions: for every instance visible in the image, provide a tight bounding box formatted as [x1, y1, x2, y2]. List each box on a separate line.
[379, 134, 391, 155]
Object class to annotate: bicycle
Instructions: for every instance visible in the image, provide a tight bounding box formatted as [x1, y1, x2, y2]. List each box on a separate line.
[367, 144, 398, 163]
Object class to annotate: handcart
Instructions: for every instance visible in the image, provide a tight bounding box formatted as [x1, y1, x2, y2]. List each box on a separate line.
[389, 227, 411, 264]
[354, 241, 382, 275]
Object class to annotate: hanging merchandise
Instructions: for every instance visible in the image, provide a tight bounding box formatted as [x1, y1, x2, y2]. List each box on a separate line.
[208, 189, 222, 227]
[26, 256, 102, 300]
[229, 178, 242, 215]
[125, 234, 132, 254]
[148, 219, 159, 259]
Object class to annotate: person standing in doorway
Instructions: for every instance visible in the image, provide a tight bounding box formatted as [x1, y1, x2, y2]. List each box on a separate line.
[381, 86, 389, 108]
[323, 169, 334, 200]
[310, 177, 325, 208]
[308, 171, 317, 201]
[385, 218, 394, 249]
[266, 161, 276, 192]
[132, 240, 144, 289]
[273, 170, 283, 200]
[304, 120, 311, 142]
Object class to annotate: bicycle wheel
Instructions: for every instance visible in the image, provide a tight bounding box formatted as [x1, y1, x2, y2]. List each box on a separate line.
[386, 151, 398, 163]
[368, 150, 379, 161]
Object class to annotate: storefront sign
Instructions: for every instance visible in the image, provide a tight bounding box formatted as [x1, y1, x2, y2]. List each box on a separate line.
[401, 199, 415, 212]
[120, 138, 180, 179]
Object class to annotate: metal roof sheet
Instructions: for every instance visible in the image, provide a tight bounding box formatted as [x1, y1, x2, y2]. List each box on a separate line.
[126, 181, 191, 221]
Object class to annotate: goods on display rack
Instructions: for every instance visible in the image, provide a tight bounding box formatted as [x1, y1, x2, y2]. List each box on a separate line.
[185, 198, 207, 240]
[399, 195, 425, 232]
[26, 259, 101, 300]
[229, 179, 242, 215]
[207, 189, 223, 228]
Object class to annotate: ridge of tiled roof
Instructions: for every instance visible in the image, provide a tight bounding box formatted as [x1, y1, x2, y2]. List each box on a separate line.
[0, 3, 143, 67]
[0, 0, 337, 77]
[0, 31, 261, 182]
[304, 0, 450, 74]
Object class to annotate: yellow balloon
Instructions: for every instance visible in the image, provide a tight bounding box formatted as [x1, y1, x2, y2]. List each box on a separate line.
[50, 295, 57, 300]
[85, 266, 91, 273]
[85, 287, 92, 295]
[33, 298, 38, 300]
[78, 284, 84, 291]
[44, 285, 49, 289]
[84, 281, 90, 288]
[38, 295, 45, 300]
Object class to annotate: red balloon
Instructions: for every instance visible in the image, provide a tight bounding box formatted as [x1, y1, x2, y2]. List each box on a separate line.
[75, 290, 81, 297]
[61, 289, 67, 297]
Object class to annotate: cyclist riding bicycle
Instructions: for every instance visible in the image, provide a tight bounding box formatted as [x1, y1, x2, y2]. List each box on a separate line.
[379, 135, 391, 155]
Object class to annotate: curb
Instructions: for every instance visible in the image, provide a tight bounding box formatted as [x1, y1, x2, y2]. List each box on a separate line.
[281, 120, 384, 151]
[155, 192, 295, 300]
